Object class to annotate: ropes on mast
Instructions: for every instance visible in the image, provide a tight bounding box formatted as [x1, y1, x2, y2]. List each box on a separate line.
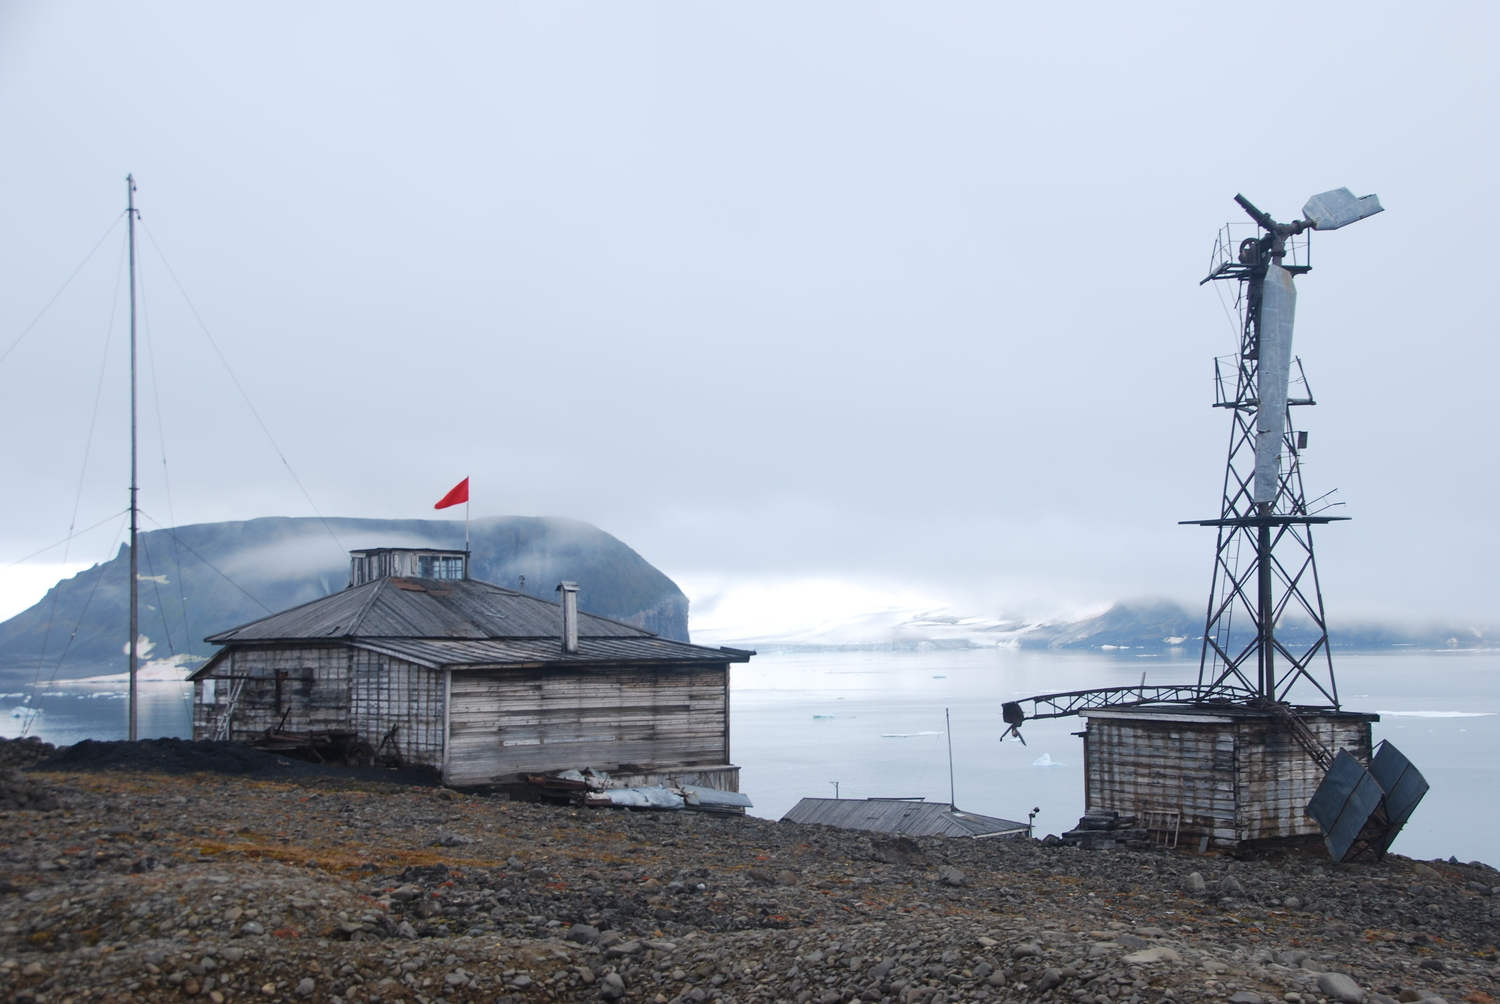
[0, 214, 126, 369]
[139, 222, 347, 559]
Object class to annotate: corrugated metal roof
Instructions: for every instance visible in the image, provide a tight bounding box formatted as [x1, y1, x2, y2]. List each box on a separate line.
[779, 798, 1028, 838]
[205, 577, 651, 644]
[349, 636, 752, 670]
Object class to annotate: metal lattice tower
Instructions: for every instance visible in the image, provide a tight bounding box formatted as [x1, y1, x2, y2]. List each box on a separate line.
[1185, 191, 1381, 708]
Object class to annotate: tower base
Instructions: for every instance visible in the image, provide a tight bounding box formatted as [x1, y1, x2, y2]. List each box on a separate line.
[1080, 705, 1377, 849]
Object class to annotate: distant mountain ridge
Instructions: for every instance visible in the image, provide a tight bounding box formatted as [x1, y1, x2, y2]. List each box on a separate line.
[696, 598, 1495, 654]
[0, 516, 690, 682]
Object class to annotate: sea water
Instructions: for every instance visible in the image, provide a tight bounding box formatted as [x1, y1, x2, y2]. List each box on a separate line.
[730, 648, 1500, 865]
[2, 649, 1495, 864]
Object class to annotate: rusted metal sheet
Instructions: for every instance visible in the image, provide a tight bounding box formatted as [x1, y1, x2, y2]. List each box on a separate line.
[1082, 707, 1374, 848]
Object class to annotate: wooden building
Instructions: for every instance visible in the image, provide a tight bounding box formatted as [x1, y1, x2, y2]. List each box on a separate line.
[1079, 705, 1377, 849]
[189, 548, 751, 790]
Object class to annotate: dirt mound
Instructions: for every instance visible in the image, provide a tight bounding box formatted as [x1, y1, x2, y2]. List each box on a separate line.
[0, 735, 56, 768]
[32, 737, 440, 786]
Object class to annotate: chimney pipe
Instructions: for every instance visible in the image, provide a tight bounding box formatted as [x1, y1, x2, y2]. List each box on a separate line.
[556, 581, 579, 654]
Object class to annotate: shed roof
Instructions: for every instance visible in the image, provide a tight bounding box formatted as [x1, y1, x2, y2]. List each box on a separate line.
[204, 577, 649, 645]
[779, 798, 1028, 838]
[349, 636, 753, 671]
[192, 575, 752, 680]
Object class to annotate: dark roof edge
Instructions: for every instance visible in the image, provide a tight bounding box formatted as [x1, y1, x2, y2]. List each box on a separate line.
[349, 639, 751, 671]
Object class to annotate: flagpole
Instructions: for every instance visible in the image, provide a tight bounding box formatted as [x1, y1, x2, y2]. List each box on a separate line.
[464, 492, 470, 577]
[127, 174, 139, 744]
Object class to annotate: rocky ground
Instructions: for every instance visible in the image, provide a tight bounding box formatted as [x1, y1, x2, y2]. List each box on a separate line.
[1, 744, 1498, 1004]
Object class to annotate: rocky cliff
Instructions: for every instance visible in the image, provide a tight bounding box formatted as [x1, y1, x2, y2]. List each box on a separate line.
[0, 515, 690, 681]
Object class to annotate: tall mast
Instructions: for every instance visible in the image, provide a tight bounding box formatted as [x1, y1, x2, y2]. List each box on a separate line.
[126, 175, 139, 743]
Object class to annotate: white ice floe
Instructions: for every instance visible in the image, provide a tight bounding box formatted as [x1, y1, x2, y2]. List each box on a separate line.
[1375, 710, 1495, 718]
[1031, 753, 1066, 767]
[75, 652, 204, 684]
[880, 730, 943, 738]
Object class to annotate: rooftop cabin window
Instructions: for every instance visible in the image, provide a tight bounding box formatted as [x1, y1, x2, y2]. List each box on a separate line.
[349, 547, 468, 586]
[418, 554, 465, 579]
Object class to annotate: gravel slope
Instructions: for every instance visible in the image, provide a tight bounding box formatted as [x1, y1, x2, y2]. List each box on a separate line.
[1, 753, 1497, 1004]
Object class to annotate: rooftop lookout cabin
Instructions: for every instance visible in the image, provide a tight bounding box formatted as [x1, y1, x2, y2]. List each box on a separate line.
[189, 548, 751, 791]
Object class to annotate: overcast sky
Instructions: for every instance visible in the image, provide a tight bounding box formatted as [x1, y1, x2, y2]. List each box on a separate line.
[0, 3, 1495, 629]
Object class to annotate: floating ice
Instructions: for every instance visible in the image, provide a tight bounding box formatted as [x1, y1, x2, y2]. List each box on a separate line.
[1374, 708, 1494, 717]
[881, 730, 943, 738]
[1031, 753, 1066, 768]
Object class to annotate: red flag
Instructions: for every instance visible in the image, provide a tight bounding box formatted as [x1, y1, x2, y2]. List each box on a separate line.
[434, 477, 469, 510]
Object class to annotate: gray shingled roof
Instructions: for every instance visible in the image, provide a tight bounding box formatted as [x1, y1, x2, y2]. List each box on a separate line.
[205, 577, 649, 644]
[192, 576, 752, 680]
[779, 798, 1028, 838]
[350, 637, 752, 670]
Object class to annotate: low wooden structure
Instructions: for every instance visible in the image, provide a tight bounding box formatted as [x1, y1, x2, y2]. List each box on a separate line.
[780, 797, 1029, 839]
[1079, 705, 1377, 849]
[189, 548, 751, 789]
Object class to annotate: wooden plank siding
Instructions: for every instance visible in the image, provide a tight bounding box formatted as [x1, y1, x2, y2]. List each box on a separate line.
[1083, 710, 1373, 848]
[192, 645, 351, 741]
[445, 663, 729, 787]
[349, 651, 446, 768]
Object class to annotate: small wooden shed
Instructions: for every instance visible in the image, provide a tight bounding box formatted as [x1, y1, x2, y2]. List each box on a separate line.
[188, 548, 751, 790]
[1079, 705, 1377, 849]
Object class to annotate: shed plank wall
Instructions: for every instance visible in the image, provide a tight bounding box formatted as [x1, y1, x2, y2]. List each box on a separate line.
[349, 651, 446, 768]
[445, 664, 728, 787]
[1086, 714, 1373, 847]
[192, 646, 351, 741]
[1233, 718, 1370, 842]
[1086, 720, 1237, 846]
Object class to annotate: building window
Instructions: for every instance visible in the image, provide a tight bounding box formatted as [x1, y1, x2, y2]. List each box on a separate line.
[417, 555, 464, 579]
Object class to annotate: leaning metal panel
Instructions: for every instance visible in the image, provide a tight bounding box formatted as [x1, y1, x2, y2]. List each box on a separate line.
[1306, 749, 1384, 862]
[1255, 264, 1297, 504]
[1368, 740, 1429, 857]
[1302, 189, 1384, 231]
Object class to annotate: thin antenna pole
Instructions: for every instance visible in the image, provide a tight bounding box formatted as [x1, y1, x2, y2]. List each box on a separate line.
[945, 707, 955, 808]
[126, 174, 139, 743]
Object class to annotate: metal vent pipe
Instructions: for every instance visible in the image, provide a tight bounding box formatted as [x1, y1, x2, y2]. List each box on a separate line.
[556, 581, 579, 654]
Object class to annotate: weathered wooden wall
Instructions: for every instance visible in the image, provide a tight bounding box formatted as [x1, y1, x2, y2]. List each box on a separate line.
[1233, 716, 1370, 843]
[1084, 716, 1236, 847]
[349, 651, 446, 768]
[445, 663, 730, 787]
[1083, 711, 1373, 848]
[192, 645, 351, 741]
